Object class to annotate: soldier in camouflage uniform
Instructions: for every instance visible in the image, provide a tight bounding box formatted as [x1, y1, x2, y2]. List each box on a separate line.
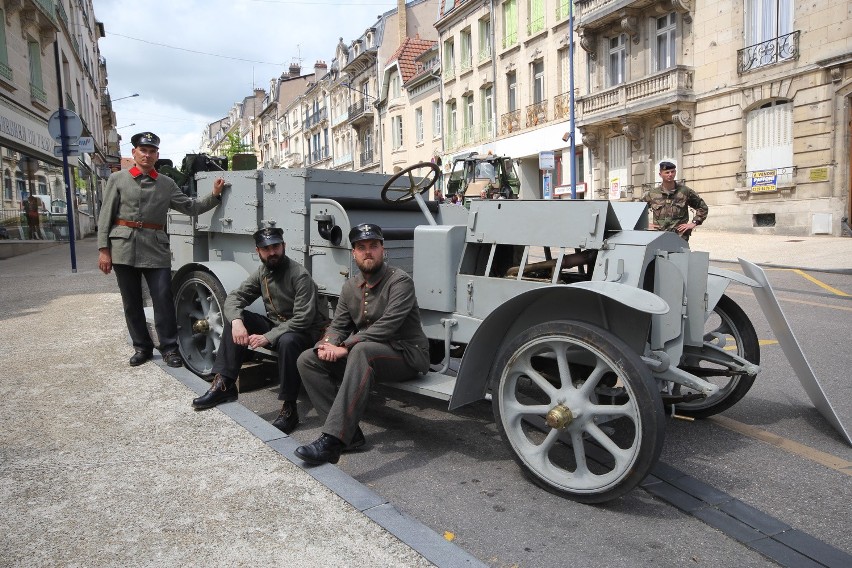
[641, 161, 708, 241]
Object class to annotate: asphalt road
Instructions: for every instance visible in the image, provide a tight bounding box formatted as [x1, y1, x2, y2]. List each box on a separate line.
[229, 265, 852, 568]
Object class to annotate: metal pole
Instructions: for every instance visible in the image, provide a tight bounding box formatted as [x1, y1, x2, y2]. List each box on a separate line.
[569, 1, 577, 200]
[53, 40, 77, 272]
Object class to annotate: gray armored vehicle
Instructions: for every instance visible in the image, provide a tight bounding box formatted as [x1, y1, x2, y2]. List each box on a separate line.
[166, 160, 849, 503]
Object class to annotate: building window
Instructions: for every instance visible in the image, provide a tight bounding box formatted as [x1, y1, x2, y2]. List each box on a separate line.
[447, 101, 458, 138]
[38, 176, 47, 195]
[28, 40, 46, 102]
[390, 73, 401, 99]
[532, 60, 545, 104]
[432, 101, 442, 138]
[608, 34, 627, 86]
[507, 71, 517, 112]
[3, 169, 12, 201]
[502, 0, 518, 48]
[654, 124, 678, 167]
[481, 86, 494, 135]
[746, 100, 793, 185]
[558, 48, 570, 94]
[460, 28, 472, 72]
[527, 0, 545, 36]
[391, 116, 403, 150]
[443, 38, 455, 79]
[655, 13, 677, 71]
[16, 171, 26, 199]
[608, 135, 629, 198]
[415, 107, 424, 144]
[0, 9, 10, 81]
[478, 17, 492, 61]
[746, 0, 793, 46]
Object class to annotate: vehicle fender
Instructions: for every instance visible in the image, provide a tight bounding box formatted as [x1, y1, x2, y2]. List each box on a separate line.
[172, 261, 265, 316]
[706, 266, 761, 317]
[448, 282, 669, 410]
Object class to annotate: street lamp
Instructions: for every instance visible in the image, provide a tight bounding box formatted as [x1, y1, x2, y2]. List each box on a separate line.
[112, 93, 139, 102]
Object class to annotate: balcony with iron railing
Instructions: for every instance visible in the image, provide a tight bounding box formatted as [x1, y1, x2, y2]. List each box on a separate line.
[332, 153, 352, 168]
[359, 147, 375, 168]
[501, 110, 521, 135]
[525, 100, 549, 128]
[0, 62, 12, 82]
[348, 99, 373, 123]
[30, 83, 48, 105]
[502, 32, 518, 50]
[478, 44, 492, 63]
[527, 16, 545, 37]
[307, 146, 330, 165]
[576, 65, 693, 122]
[737, 31, 800, 74]
[459, 56, 473, 75]
[556, 0, 571, 21]
[553, 92, 570, 120]
[478, 121, 495, 141]
[443, 65, 456, 81]
[33, 0, 57, 23]
[459, 124, 477, 147]
[303, 107, 327, 130]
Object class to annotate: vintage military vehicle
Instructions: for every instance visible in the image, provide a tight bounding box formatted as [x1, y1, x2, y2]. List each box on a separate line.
[444, 151, 520, 200]
[165, 160, 849, 503]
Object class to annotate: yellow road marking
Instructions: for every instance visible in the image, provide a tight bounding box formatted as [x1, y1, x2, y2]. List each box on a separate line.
[727, 288, 852, 312]
[722, 339, 778, 351]
[709, 415, 852, 476]
[790, 269, 850, 297]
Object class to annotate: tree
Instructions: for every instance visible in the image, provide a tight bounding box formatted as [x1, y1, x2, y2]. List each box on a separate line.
[223, 133, 253, 170]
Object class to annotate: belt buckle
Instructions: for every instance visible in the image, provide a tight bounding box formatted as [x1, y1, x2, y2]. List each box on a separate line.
[134, 220, 144, 228]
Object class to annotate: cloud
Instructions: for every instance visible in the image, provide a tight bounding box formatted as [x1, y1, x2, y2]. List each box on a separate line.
[96, 0, 399, 163]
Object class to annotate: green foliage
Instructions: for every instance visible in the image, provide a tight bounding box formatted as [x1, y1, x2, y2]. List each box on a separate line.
[223, 133, 252, 170]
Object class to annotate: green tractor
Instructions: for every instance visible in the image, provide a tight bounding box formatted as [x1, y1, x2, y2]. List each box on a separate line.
[445, 152, 520, 201]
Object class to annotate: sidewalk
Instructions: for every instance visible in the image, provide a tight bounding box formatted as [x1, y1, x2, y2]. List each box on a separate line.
[0, 238, 481, 567]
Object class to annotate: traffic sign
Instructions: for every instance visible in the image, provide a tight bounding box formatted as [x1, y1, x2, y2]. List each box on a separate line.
[54, 145, 80, 157]
[47, 109, 83, 145]
[77, 137, 94, 153]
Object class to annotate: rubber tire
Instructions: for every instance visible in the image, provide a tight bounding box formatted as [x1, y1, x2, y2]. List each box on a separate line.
[173, 270, 226, 377]
[491, 320, 666, 503]
[677, 294, 760, 418]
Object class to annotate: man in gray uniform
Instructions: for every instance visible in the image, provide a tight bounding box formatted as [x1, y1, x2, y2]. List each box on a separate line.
[97, 132, 224, 367]
[192, 227, 330, 434]
[295, 223, 429, 464]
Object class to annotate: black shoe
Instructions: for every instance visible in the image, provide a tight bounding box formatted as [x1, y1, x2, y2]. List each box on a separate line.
[129, 351, 153, 366]
[271, 401, 299, 434]
[295, 433, 344, 465]
[163, 351, 183, 368]
[344, 427, 365, 452]
[192, 374, 238, 410]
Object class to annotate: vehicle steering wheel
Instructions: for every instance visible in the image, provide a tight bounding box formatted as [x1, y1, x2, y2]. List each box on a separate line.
[381, 162, 441, 204]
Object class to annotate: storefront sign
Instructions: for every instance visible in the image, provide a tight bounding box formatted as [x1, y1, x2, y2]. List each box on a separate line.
[0, 99, 54, 158]
[751, 170, 777, 193]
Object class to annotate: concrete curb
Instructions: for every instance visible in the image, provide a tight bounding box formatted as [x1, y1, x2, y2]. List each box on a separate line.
[157, 357, 487, 568]
[708, 257, 852, 276]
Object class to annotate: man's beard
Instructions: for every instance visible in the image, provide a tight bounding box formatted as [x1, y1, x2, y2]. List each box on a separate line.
[355, 255, 383, 275]
[261, 254, 282, 269]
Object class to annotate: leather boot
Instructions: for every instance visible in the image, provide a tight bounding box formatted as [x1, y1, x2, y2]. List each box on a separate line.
[192, 374, 238, 410]
[271, 401, 299, 434]
[295, 433, 345, 465]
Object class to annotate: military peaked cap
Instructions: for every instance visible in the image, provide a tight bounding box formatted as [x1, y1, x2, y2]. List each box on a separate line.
[348, 223, 384, 245]
[254, 227, 284, 248]
[131, 132, 160, 149]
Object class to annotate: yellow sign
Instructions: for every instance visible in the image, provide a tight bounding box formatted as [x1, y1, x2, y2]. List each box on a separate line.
[809, 167, 829, 182]
[751, 170, 777, 193]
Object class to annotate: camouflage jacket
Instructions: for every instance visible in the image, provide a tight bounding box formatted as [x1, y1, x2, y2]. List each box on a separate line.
[641, 183, 708, 233]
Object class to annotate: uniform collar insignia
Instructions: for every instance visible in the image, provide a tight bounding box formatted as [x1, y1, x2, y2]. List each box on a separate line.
[129, 166, 158, 179]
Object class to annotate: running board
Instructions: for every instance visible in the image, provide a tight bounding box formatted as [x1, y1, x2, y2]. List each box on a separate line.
[739, 259, 852, 446]
[385, 371, 457, 401]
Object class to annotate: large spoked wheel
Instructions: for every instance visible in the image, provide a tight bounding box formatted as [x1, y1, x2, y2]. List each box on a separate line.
[492, 320, 666, 503]
[381, 162, 441, 204]
[174, 270, 226, 377]
[676, 294, 760, 418]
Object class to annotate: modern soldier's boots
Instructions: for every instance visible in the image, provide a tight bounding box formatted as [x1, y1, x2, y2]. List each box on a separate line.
[192, 374, 238, 410]
[271, 401, 299, 434]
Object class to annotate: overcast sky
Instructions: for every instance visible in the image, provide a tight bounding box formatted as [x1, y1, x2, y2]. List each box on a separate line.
[94, 0, 405, 165]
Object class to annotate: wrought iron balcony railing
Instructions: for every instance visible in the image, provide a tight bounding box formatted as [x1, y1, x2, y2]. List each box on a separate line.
[525, 100, 549, 128]
[553, 92, 570, 120]
[501, 110, 521, 135]
[459, 57, 472, 74]
[359, 148, 375, 167]
[30, 83, 47, 104]
[556, 1, 571, 21]
[527, 16, 545, 36]
[478, 44, 492, 62]
[348, 99, 373, 120]
[0, 62, 12, 82]
[502, 32, 518, 50]
[737, 31, 800, 74]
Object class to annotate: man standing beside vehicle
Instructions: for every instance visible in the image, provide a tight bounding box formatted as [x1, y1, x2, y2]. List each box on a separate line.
[295, 223, 430, 465]
[97, 132, 225, 368]
[642, 161, 708, 241]
[191, 227, 329, 434]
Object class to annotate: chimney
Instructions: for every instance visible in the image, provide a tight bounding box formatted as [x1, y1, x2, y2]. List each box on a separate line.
[314, 60, 328, 78]
[398, 0, 407, 45]
[288, 62, 301, 77]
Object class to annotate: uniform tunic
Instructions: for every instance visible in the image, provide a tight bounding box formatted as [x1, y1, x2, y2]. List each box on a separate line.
[97, 166, 220, 267]
[213, 256, 330, 400]
[641, 182, 708, 236]
[297, 262, 429, 444]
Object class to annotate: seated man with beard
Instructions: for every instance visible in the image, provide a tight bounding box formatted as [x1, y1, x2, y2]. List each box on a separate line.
[294, 223, 430, 464]
[191, 227, 330, 434]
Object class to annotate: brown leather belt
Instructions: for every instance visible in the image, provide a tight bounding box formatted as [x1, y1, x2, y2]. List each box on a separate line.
[115, 218, 164, 230]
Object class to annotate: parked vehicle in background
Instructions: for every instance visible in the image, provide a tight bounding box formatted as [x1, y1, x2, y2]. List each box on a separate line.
[445, 152, 520, 201]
